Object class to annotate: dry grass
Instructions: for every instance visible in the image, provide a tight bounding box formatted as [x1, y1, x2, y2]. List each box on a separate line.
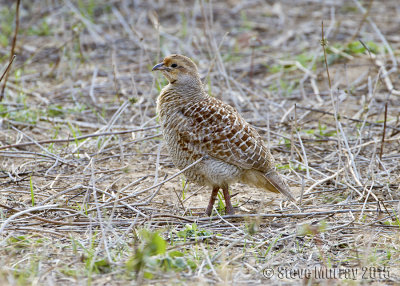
[0, 0, 400, 285]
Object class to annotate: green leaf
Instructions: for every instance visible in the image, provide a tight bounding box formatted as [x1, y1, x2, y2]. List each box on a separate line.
[168, 250, 184, 258]
[149, 232, 166, 255]
[93, 259, 111, 273]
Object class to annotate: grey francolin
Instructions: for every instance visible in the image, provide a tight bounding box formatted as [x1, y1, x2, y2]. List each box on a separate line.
[152, 54, 295, 215]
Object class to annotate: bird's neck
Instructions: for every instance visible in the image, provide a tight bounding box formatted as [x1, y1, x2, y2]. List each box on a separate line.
[166, 78, 206, 101]
[157, 79, 207, 122]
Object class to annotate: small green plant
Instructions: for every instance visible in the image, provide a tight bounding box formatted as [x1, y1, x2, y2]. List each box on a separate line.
[277, 163, 305, 172]
[77, 0, 96, 22]
[0, 104, 7, 116]
[27, 19, 51, 36]
[281, 137, 291, 149]
[48, 125, 61, 152]
[13, 256, 40, 284]
[180, 178, 187, 200]
[67, 122, 82, 148]
[327, 41, 381, 65]
[3, 236, 49, 283]
[299, 220, 327, 236]
[70, 203, 89, 216]
[276, 163, 291, 170]
[126, 229, 197, 279]
[177, 223, 212, 241]
[383, 210, 400, 228]
[216, 191, 225, 214]
[70, 233, 111, 279]
[345, 41, 379, 55]
[301, 123, 337, 138]
[296, 52, 315, 69]
[263, 234, 282, 257]
[158, 250, 197, 272]
[318, 122, 337, 137]
[7, 235, 33, 249]
[268, 64, 282, 74]
[59, 267, 78, 278]
[29, 176, 35, 206]
[10, 108, 40, 124]
[126, 229, 166, 279]
[47, 104, 65, 117]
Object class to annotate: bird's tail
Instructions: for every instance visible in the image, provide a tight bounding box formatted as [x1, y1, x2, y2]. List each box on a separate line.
[242, 169, 296, 202]
[264, 169, 296, 202]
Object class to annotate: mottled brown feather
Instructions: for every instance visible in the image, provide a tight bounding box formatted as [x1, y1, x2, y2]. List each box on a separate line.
[153, 54, 295, 215]
[179, 96, 275, 171]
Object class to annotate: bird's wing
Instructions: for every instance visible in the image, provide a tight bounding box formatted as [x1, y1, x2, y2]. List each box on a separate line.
[178, 97, 275, 172]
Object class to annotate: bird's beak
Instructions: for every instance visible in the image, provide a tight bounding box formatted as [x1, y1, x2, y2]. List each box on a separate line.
[152, 62, 165, 71]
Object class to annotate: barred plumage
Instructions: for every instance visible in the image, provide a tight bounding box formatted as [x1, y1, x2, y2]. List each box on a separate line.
[153, 54, 295, 215]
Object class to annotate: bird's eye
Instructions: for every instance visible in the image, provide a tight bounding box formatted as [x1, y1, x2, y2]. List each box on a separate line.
[171, 63, 178, 68]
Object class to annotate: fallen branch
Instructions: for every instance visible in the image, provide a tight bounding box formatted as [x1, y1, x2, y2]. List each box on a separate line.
[194, 208, 379, 221]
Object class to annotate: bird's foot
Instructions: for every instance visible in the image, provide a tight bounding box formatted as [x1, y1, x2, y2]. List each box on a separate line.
[205, 206, 213, 216]
[225, 206, 235, 215]
[205, 206, 235, 216]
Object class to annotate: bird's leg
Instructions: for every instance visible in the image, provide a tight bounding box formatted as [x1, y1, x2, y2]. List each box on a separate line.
[205, 186, 219, 216]
[222, 186, 235, 215]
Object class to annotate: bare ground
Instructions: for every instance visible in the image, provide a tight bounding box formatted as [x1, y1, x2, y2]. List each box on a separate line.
[0, 0, 400, 285]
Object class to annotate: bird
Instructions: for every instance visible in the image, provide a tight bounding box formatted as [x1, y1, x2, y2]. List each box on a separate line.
[152, 54, 295, 216]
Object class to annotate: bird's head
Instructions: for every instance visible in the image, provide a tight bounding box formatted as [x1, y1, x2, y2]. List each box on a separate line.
[152, 54, 200, 85]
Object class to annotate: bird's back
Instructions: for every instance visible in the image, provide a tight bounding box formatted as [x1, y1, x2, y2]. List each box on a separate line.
[157, 85, 277, 182]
